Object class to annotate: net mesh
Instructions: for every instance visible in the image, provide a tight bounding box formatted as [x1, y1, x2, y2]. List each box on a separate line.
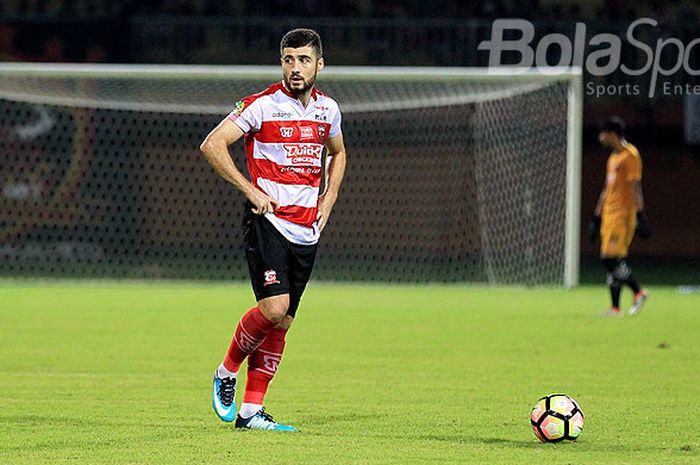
[0, 68, 570, 284]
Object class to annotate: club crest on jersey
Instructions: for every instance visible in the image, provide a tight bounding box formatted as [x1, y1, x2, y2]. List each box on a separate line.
[233, 100, 246, 116]
[317, 124, 327, 141]
[280, 127, 294, 138]
[283, 143, 323, 165]
[300, 126, 315, 140]
[263, 269, 280, 286]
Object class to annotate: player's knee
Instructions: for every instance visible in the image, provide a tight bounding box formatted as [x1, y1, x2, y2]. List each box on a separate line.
[613, 261, 631, 280]
[258, 294, 290, 323]
[275, 315, 294, 331]
[606, 272, 622, 287]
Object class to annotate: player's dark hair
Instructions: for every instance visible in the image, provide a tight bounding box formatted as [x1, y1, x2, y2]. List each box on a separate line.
[280, 28, 323, 58]
[600, 116, 625, 137]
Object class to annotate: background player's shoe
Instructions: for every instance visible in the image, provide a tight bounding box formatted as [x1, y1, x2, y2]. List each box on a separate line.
[235, 407, 297, 431]
[212, 372, 236, 422]
[600, 307, 622, 317]
[628, 290, 648, 316]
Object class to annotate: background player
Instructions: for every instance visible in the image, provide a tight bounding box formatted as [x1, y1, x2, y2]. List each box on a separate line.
[590, 117, 650, 316]
[200, 28, 346, 430]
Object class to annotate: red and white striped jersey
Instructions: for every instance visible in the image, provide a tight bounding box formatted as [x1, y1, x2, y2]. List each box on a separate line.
[228, 82, 342, 245]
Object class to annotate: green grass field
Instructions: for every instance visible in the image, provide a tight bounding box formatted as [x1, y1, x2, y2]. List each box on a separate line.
[1, 281, 698, 465]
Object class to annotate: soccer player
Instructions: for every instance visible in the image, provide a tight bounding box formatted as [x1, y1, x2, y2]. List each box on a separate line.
[591, 117, 649, 317]
[199, 28, 346, 430]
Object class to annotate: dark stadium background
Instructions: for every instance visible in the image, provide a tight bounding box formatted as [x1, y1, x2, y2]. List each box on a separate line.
[1, 0, 699, 283]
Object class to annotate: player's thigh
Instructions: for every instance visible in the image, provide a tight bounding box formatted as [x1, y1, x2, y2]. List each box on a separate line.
[243, 213, 292, 302]
[600, 213, 633, 258]
[257, 294, 291, 322]
[286, 243, 318, 318]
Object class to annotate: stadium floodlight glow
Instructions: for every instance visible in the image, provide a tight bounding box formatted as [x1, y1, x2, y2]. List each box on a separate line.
[0, 63, 582, 286]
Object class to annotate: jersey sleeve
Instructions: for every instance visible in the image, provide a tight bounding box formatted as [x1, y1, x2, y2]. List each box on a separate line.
[329, 103, 342, 138]
[626, 151, 642, 182]
[227, 97, 263, 133]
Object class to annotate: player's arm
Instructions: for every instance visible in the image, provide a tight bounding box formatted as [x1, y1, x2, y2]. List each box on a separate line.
[317, 131, 347, 231]
[633, 180, 644, 212]
[588, 181, 606, 242]
[594, 181, 607, 217]
[632, 180, 651, 238]
[199, 118, 278, 214]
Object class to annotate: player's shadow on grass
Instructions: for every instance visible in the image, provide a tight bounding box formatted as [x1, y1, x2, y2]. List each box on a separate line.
[419, 434, 539, 448]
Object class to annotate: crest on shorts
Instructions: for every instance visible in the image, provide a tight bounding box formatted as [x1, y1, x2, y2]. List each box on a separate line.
[264, 269, 280, 286]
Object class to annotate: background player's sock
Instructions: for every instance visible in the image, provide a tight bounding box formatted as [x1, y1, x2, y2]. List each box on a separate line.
[625, 274, 641, 294]
[243, 328, 287, 406]
[609, 282, 621, 309]
[223, 307, 277, 373]
[217, 364, 237, 379]
[238, 402, 262, 419]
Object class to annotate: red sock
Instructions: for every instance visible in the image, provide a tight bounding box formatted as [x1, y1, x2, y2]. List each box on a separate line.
[243, 328, 287, 405]
[223, 307, 276, 373]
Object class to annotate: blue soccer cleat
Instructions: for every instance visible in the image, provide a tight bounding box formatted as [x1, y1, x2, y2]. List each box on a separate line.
[235, 407, 297, 431]
[212, 371, 236, 422]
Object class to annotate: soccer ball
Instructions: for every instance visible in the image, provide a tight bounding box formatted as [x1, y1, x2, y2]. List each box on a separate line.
[530, 394, 584, 443]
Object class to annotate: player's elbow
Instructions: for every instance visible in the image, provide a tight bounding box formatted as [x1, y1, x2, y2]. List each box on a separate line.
[199, 136, 218, 156]
[329, 149, 347, 162]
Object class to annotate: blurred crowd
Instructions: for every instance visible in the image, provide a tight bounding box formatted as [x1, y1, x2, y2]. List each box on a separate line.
[1, 0, 698, 22]
[1, 0, 698, 64]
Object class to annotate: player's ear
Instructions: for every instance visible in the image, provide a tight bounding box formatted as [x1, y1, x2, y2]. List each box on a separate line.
[317, 57, 324, 72]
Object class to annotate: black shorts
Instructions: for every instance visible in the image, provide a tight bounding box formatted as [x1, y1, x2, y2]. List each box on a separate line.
[243, 207, 317, 318]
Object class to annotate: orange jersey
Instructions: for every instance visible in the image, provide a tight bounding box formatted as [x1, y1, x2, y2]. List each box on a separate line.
[602, 143, 642, 215]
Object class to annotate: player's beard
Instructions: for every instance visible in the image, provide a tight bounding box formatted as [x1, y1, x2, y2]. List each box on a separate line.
[285, 70, 317, 96]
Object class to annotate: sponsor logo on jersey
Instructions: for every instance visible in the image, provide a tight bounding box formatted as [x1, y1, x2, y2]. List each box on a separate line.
[280, 166, 322, 175]
[280, 127, 294, 138]
[283, 143, 323, 165]
[314, 113, 328, 121]
[263, 269, 280, 286]
[272, 111, 293, 118]
[300, 126, 315, 140]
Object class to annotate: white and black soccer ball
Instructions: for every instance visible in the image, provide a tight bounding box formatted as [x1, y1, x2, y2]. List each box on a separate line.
[530, 394, 584, 443]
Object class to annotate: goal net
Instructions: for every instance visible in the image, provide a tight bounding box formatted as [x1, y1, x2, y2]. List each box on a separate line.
[0, 64, 581, 286]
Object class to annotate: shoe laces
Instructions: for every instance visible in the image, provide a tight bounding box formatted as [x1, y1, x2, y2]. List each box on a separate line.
[217, 377, 236, 407]
[257, 407, 276, 423]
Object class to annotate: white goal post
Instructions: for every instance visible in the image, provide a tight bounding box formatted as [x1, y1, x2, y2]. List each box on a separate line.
[0, 63, 582, 286]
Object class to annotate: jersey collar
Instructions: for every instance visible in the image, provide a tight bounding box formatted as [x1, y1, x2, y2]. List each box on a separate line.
[279, 81, 319, 104]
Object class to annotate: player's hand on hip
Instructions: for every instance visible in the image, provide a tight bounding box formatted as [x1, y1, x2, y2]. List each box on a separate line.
[316, 193, 336, 232]
[249, 191, 279, 215]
